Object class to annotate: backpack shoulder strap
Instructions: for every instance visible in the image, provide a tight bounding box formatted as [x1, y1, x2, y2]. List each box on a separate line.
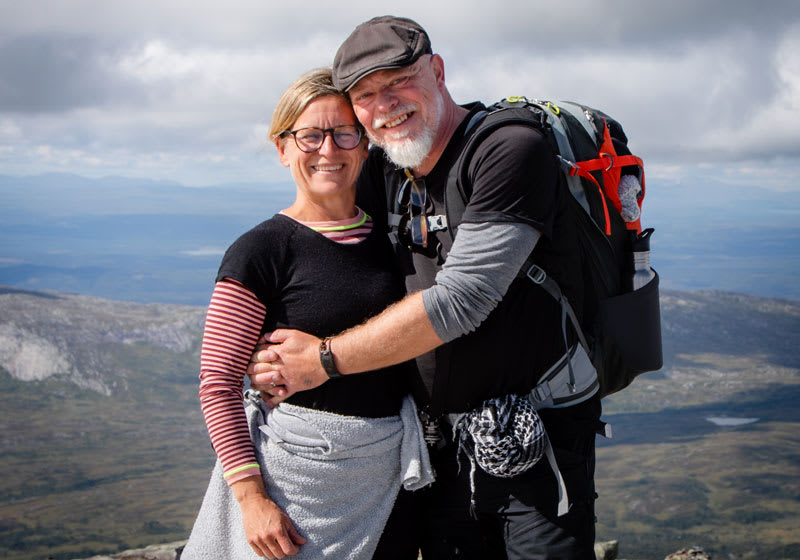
[445, 100, 596, 395]
[444, 103, 549, 239]
[540, 102, 594, 216]
[443, 109, 486, 239]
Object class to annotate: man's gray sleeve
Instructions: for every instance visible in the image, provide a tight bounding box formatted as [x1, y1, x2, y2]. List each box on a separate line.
[421, 221, 541, 343]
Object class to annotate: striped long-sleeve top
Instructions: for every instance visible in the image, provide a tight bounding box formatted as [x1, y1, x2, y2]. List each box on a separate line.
[198, 209, 374, 485]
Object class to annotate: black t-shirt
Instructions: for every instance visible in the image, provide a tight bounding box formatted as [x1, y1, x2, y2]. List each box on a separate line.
[216, 213, 411, 417]
[358, 103, 586, 414]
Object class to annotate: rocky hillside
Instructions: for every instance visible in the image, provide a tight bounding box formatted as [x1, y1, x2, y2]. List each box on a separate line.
[0, 286, 205, 394]
[1, 286, 799, 560]
[3, 285, 797, 400]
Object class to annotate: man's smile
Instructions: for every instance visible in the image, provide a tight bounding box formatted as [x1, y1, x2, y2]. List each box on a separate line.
[374, 107, 416, 130]
[382, 113, 411, 129]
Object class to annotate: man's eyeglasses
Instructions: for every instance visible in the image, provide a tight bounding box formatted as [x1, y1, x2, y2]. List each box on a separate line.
[280, 125, 363, 153]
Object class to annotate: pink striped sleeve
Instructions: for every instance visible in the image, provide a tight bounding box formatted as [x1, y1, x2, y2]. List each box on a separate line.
[199, 278, 266, 485]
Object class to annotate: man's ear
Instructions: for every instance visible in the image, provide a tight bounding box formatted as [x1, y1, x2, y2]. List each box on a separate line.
[430, 54, 446, 86]
[275, 138, 291, 168]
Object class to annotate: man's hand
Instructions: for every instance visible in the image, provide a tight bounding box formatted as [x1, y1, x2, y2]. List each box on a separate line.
[234, 476, 306, 558]
[247, 330, 329, 402]
[248, 293, 444, 404]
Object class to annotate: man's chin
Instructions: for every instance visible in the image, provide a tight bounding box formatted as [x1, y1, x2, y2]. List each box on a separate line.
[382, 146, 426, 169]
[378, 136, 433, 170]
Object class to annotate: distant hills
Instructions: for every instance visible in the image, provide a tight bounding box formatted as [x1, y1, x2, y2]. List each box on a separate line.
[0, 173, 295, 305]
[2, 172, 800, 305]
[1, 286, 799, 559]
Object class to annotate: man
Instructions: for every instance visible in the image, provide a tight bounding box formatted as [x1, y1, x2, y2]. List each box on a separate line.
[251, 16, 600, 559]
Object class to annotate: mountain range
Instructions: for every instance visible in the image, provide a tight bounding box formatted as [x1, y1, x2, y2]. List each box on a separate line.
[1, 285, 799, 559]
[2, 172, 800, 305]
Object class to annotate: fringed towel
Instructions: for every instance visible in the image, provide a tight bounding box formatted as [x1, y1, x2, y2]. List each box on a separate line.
[182, 394, 434, 559]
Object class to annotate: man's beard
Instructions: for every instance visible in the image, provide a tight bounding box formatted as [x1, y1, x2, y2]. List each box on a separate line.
[371, 94, 443, 169]
[379, 126, 435, 169]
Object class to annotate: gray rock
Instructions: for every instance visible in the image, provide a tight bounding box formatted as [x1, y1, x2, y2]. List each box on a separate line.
[595, 539, 619, 560]
[74, 540, 187, 560]
[665, 546, 712, 560]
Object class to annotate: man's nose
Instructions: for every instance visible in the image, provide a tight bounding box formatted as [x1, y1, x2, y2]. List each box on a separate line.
[375, 88, 399, 112]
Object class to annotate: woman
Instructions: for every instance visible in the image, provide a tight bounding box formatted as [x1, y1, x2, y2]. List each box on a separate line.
[182, 68, 433, 560]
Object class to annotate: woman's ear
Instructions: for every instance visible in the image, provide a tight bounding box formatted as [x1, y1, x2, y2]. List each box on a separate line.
[275, 137, 291, 168]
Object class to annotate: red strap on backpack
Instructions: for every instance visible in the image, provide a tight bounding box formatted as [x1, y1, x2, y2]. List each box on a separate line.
[566, 120, 646, 234]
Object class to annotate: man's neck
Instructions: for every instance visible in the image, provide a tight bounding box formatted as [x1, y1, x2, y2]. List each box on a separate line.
[411, 101, 470, 177]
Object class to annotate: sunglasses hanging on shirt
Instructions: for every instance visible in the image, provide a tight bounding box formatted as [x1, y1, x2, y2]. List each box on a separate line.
[400, 169, 448, 249]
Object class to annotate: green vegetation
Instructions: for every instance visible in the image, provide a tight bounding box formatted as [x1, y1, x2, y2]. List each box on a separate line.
[1, 288, 799, 559]
[0, 350, 215, 560]
[595, 348, 800, 558]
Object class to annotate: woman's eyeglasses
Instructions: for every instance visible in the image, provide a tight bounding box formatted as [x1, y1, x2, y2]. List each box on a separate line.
[281, 125, 363, 153]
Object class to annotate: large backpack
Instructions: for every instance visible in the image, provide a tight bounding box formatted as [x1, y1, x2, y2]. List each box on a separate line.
[443, 97, 663, 399]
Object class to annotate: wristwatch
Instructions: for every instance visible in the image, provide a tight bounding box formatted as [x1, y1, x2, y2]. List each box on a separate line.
[319, 338, 343, 378]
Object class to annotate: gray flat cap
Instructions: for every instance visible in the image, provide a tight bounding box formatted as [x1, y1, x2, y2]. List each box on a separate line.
[332, 16, 432, 91]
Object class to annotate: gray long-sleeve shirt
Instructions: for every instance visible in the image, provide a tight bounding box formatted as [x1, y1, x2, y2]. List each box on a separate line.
[422, 221, 541, 343]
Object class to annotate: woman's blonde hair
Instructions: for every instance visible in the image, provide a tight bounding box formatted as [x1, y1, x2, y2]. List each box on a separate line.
[268, 67, 353, 142]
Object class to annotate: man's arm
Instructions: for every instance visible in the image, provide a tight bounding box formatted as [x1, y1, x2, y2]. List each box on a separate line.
[249, 221, 540, 395]
[251, 290, 441, 394]
[423, 221, 540, 342]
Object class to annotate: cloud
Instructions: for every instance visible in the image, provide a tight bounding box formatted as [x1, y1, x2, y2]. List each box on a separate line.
[0, 34, 144, 113]
[181, 247, 226, 257]
[442, 13, 800, 164]
[0, 0, 799, 187]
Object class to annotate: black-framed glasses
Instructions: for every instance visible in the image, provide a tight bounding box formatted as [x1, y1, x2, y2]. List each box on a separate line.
[281, 125, 363, 153]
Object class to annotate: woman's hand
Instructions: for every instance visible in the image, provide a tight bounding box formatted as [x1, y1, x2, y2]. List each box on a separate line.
[247, 330, 330, 402]
[233, 476, 307, 558]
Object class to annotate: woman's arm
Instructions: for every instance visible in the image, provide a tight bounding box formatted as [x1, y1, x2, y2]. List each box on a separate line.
[200, 279, 305, 555]
[232, 475, 306, 557]
[199, 279, 265, 482]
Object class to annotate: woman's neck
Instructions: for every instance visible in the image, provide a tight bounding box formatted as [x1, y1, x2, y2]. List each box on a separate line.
[282, 196, 358, 222]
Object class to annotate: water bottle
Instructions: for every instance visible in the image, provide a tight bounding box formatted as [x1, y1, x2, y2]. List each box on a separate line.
[631, 228, 655, 290]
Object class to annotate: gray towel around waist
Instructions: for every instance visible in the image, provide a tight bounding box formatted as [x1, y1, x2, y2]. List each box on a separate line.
[182, 394, 433, 559]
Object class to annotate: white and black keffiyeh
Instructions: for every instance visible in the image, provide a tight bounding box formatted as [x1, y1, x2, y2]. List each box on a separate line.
[455, 393, 547, 478]
[453, 393, 569, 517]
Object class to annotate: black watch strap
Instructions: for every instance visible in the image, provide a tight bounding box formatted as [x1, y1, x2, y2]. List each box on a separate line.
[319, 338, 343, 378]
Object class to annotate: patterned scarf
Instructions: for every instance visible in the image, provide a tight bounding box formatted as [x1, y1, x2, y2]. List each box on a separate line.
[454, 393, 548, 514]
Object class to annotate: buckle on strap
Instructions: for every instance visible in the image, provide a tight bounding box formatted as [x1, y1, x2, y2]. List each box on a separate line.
[426, 215, 448, 232]
[526, 264, 547, 284]
[529, 382, 553, 408]
[556, 155, 580, 176]
[387, 213, 403, 228]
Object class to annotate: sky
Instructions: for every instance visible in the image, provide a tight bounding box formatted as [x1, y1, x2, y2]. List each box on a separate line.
[1, 0, 799, 190]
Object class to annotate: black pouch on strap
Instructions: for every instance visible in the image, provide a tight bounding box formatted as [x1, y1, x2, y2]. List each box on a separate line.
[594, 270, 663, 396]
